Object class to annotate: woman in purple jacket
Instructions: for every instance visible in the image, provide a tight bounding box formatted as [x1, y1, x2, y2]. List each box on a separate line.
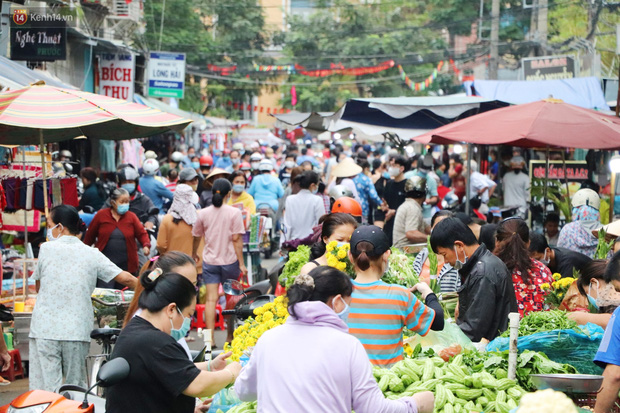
[235, 266, 434, 413]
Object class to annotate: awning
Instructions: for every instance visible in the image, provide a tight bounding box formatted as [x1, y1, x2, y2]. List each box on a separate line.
[0, 56, 77, 90]
[272, 111, 334, 132]
[324, 96, 510, 140]
[465, 77, 609, 111]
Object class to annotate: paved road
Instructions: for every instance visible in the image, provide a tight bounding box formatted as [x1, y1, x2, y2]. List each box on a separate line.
[0, 255, 281, 405]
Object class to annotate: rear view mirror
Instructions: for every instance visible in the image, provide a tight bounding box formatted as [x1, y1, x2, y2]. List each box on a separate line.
[97, 357, 130, 388]
[223, 279, 245, 296]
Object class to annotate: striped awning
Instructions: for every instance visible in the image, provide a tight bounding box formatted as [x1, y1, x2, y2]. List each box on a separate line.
[0, 82, 192, 145]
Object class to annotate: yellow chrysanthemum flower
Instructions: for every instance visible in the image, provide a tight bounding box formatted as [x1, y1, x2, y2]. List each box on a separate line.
[540, 283, 550, 290]
[326, 241, 338, 252]
[327, 256, 338, 267]
[552, 273, 562, 281]
[337, 249, 347, 259]
[337, 262, 347, 271]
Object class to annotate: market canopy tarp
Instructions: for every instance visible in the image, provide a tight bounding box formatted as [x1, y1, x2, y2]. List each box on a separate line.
[0, 83, 191, 145]
[324, 96, 511, 140]
[0, 56, 77, 90]
[272, 110, 334, 132]
[416, 99, 620, 149]
[465, 77, 609, 111]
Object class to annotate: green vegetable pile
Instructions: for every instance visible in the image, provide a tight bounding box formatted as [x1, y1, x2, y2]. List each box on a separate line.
[278, 245, 311, 288]
[462, 349, 577, 392]
[374, 354, 527, 413]
[499, 310, 578, 338]
[382, 247, 419, 287]
[222, 401, 257, 413]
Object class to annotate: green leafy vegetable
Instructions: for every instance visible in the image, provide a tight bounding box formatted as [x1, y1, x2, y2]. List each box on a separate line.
[382, 247, 419, 287]
[279, 245, 311, 288]
[499, 310, 578, 338]
[595, 227, 614, 259]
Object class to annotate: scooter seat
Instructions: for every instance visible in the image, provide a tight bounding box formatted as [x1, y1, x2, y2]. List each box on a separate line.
[90, 328, 121, 340]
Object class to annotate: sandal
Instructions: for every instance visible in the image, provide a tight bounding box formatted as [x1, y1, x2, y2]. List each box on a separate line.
[0, 376, 11, 386]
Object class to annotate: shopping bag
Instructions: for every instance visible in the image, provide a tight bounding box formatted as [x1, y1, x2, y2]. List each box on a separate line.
[207, 387, 242, 413]
[486, 322, 605, 375]
[404, 320, 475, 356]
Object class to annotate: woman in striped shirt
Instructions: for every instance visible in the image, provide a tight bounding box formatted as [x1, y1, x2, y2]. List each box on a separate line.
[347, 225, 445, 367]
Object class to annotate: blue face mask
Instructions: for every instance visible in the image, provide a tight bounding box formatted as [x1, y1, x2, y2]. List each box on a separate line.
[122, 183, 136, 194]
[191, 162, 200, 169]
[312, 188, 319, 194]
[232, 184, 245, 193]
[333, 296, 350, 322]
[170, 307, 192, 341]
[336, 241, 348, 248]
[47, 224, 62, 241]
[116, 203, 130, 215]
[588, 281, 600, 311]
[383, 172, 390, 179]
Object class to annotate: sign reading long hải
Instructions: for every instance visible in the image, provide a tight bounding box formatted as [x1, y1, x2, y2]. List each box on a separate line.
[147, 52, 186, 99]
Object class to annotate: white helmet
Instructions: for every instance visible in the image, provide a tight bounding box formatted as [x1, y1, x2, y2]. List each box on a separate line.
[143, 158, 160, 175]
[171, 151, 184, 162]
[328, 184, 353, 200]
[144, 150, 157, 160]
[250, 152, 263, 162]
[258, 159, 274, 172]
[571, 188, 600, 210]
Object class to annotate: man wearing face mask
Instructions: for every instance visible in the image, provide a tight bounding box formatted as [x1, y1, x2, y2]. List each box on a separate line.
[528, 232, 592, 278]
[140, 159, 174, 212]
[228, 150, 241, 173]
[502, 156, 530, 218]
[381, 155, 409, 243]
[430, 217, 517, 342]
[104, 165, 159, 231]
[215, 149, 232, 171]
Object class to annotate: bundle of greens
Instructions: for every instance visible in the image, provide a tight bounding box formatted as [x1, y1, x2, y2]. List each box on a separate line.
[595, 227, 614, 259]
[278, 245, 311, 288]
[382, 247, 419, 287]
[499, 310, 578, 338]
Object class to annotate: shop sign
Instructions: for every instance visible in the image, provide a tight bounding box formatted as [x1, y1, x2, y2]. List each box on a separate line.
[10, 8, 67, 61]
[147, 52, 186, 99]
[530, 160, 588, 197]
[521, 55, 576, 81]
[98, 53, 135, 101]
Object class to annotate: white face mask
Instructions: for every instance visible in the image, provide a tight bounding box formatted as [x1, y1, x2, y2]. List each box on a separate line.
[388, 166, 401, 177]
[453, 245, 467, 270]
[540, 249, 550, 266]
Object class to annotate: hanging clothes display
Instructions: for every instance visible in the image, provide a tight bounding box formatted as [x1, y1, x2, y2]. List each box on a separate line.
[99, 140, 116, 172]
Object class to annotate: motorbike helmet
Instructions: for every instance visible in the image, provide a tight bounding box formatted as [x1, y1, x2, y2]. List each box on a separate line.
[328, 184, 354, 200]
[117, 165, 140, 184]
[249, 153, 263, 162]
[144, 150, 157, 160]
[404, 176, 427, 198]
[571, 188, 600, 210]
[233, 142, 244, 153]
[331, 197, 362, 217]
[240, 162, 252, 171]
[60, 149, 72, 160]
[143, 159, 160, 175]
[199, 154, 213, 167]
[258, 159, 273, 172]
[171, 151, 184, 163]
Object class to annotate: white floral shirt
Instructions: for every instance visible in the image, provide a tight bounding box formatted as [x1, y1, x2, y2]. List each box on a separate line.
[30, 236, 121, 342]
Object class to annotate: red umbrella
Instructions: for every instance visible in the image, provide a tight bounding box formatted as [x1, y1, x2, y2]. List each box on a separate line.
[416, 99, 620, 149]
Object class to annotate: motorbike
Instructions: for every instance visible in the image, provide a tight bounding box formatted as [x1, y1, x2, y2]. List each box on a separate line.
[0, 357, 129, 413]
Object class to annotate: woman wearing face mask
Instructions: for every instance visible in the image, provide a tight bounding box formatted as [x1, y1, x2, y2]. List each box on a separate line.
[106, 270, 241, 413]
[84, 188, 151, 288]
[494, 217, 553, 317]
[192, 179, 247, 343]
[227, 171, 256, 214]
[347, 225, 444, 367]
[371, 160, 389, 228]
[29, 205, 136, 392]
[300, 213, 358, 275]
[283, 171, 326, 242]
[157, 185, 204, 283]
[235, 266, 435, 413]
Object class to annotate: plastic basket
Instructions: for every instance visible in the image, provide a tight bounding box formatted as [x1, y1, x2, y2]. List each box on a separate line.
[568, 393, 620, 412]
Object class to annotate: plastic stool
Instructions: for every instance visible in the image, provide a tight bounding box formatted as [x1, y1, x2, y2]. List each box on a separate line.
[192, 304, 206, 330]
[214, 304, 226, 331]
[0, 349, 24, 381]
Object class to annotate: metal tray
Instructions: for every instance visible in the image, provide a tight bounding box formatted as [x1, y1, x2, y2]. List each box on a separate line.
[530, 374, 604, 394]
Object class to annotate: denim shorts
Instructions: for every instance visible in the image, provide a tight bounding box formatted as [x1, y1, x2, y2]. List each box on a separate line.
[201, 261, 240, 285]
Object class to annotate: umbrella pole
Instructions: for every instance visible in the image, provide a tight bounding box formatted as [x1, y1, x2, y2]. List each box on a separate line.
[561, 150, 570, 212]
[465, 144, 472, 215]
[39, 130, 49, 218]
[543, 147, 550, 222]
[22, 148, 28, 257]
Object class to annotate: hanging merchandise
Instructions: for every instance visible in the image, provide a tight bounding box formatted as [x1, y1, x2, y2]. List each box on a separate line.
[253, 63, 295, 73]
[295, 60, 395, 77]
[398, 61, 444, 92]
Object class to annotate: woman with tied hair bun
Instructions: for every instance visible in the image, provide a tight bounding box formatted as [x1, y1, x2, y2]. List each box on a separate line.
[29, 205, 137, 392]
[192, 178, 247, 343]
[235, 266, 435, 413]
[106, 270, 241, 413]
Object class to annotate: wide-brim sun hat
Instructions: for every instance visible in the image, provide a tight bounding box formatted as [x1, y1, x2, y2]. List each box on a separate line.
[332, 157, 363, 178]
[206, 168, 229, 180]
